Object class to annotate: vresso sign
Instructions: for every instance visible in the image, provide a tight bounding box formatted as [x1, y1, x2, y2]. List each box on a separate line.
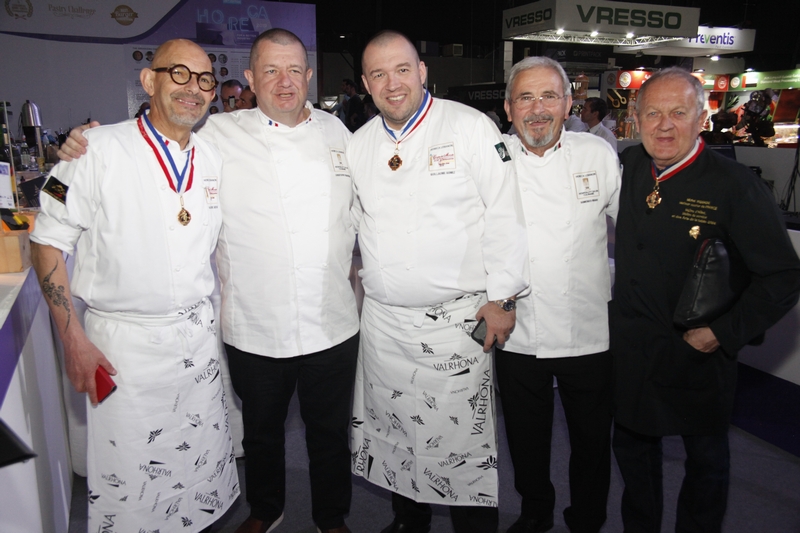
[575, 5, 682, 29]
[502, 0, 699, 39]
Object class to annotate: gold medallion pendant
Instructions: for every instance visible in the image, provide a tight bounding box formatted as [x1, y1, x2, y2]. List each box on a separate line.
[388, 154, 403, 171]
[646, 190, 662, 209]
[178, 207, 192, 226]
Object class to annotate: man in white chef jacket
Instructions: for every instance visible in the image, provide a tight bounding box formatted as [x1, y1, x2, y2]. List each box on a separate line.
[347, 30, 529, 533]
[31, 39, 238, 533]
[59, 28, 359, 533]
[497, 56, 620, 533]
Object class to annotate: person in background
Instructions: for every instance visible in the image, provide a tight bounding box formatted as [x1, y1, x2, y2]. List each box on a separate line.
[237, 85, 257, 110]
[498, 56, 620, 533]
[343, 78, 366, 131]
[563, 107, 587, 133]
[611, 67, 800, 533]
[348, 30, 529, 533]
[58, 28, 359, 533]
[32, 39, 238, 533]
[221, 78, 244, 112]
[580, 97, 617, 151]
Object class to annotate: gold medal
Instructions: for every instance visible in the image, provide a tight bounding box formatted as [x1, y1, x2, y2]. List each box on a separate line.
[388, 154, 403, 171]
[178, 207, 191, 226]
[646, 190, 661, 209]
[177, 195, 191, 226]
[689, 225, 700, 239]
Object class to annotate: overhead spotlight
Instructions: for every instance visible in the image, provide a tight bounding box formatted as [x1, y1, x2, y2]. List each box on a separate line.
[746, 67, 754, 71]
[637, 66, 645, 70]
[711, 55, 719, 61]
[590, 31, 599, 37]
[556, 28, 564, 35]
[695, 68, 705, 72]
[339, 35, 346, 39]
[626, 32, 634, 38]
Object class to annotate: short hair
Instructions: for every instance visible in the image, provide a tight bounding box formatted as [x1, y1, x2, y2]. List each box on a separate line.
[636, 67, 704, 117]
[584, 97, 607, 119]
[343, 79, 357, 90]
[250, 28, 309, 70]
[506, 56, 572, 101]
[362, 30, 419, 71]
[221, 79, 243, 90]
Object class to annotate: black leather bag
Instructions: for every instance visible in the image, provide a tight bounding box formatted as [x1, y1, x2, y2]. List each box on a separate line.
[673, 238, 739, 329]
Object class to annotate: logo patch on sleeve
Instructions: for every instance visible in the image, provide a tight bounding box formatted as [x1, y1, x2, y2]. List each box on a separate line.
[494, 142, 511, 162]
[42, 176, 69, 204]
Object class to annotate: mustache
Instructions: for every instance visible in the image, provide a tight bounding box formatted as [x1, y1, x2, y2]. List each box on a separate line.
[172, 92, 205, 105]
[523, 113, 554, 123]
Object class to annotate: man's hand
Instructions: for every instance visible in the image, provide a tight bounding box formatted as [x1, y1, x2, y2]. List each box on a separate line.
[56, 121, 99, 162]
[476, 302, 516, 352]
[683, 327, 720, 353]
[62, 333, 116, 406]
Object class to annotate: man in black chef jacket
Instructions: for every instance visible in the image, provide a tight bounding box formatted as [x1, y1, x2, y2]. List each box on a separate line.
[611, 67, 800, 533]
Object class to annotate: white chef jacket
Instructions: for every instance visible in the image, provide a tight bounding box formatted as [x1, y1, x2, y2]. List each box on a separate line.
[32, 119, 222, 314]
[588, 122, 618, 151]
[503, 130, 620, 358]
[347, 98, 529, 307]
[200, 103, 360, 358]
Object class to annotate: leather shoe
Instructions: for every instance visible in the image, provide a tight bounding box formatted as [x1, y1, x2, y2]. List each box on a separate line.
[379, 519, 431, 533]
[234, 513, 284, 533]
[506, 515, 554, 533]
[317, 526, 352, 533]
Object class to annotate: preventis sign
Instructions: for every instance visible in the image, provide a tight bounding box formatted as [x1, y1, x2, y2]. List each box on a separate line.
[503, 0, 699, 39]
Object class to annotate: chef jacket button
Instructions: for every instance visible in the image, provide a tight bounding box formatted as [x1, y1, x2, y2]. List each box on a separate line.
[322, 262, 328, 268]
[324, 227, 329, 232]
[200, 259, 206, 265]
[630, 279, 638, 286]
[522, 187, 527, 192]
[406, 265, 413, 270]
[169, 225, 175, 230]
[563, 257, 569, 262]
[161, 185, 167, 190]
[566, 220, 571, 225]
[174, 267, 181, 272]
[407, 228, 413, 233]
[562, 290, 567, 295]
[637, 243, 644, 250]
[381, 266, 385, 270]
[409, 191, 415, 196]
[534, 291, 539, 296]
[528, 221, 534, 226]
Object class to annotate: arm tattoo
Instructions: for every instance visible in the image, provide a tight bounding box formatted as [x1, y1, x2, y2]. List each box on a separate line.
[42, 262, 71, 332]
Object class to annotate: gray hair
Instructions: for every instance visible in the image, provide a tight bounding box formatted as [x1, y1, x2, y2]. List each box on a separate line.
[506, 56, 572, 101]
[636, 67, 705, 116]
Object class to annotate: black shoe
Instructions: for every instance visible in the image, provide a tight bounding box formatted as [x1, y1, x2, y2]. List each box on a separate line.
[379, 519, 432, 533]
[506, 515, 554, 533]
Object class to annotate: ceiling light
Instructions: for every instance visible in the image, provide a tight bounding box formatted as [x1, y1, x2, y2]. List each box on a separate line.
[626, 32, 634, 38]
[590, 31, 599, 37]
[556, 28, 564, 35]
[711, 55, 719, 61]
[746, 67, 754, 72]
[339, 35, 345, 39]
[695, 68, 705, 72]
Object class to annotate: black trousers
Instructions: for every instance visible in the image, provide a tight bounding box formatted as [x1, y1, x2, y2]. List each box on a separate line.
[391, 492, 499, 533]
[226, 334, 359, 530]
[495, 349, 613, 533]
[612, 423, 730, 533]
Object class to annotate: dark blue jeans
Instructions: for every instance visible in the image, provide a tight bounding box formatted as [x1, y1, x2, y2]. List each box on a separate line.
[226, 335, 358, 530]
[612, 423, 730, 533]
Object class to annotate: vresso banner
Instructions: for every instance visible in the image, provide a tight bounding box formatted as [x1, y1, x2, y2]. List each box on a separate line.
[503, 0, 700, 39]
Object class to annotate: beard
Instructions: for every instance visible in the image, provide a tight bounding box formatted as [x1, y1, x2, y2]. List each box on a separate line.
[519, 113, 558, 149]
[167, 91, 207, 127]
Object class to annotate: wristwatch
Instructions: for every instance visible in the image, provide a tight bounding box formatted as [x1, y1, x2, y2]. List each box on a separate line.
[494, 298, 516, 312]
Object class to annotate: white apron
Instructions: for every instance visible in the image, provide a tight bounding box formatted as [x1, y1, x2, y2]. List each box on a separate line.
[84, 299, 240, 533]
[351, 293, 499, 507]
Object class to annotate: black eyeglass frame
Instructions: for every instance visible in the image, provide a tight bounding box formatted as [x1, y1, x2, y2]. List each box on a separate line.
[152, 64, 218, 92]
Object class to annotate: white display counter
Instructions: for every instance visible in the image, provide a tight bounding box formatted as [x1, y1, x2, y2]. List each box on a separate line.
[0, 268, 72, 533]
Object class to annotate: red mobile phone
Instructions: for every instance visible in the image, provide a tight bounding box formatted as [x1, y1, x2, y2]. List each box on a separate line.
[95, 366, 117, 403]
